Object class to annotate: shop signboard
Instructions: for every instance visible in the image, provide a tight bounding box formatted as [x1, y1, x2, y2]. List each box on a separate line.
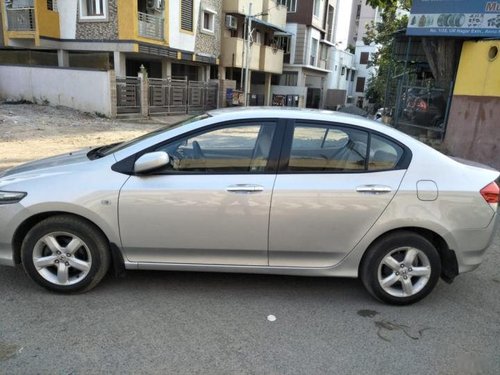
[407, 0, 500, 37]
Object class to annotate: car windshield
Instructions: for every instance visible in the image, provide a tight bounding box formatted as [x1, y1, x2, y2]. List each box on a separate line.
[89, 114, 210, 158]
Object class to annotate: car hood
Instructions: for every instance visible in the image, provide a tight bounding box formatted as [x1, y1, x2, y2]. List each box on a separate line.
[0, 148, 93, 179]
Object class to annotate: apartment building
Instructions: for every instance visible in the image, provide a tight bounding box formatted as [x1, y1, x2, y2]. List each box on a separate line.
[348, 0, 381, 46]
[271, 0, 356, 108]
[219, 0, 288, 106]
[272, 0, 334, 108]
[347, 0, 382, 107]
[1, 0, 221, 80]
[0, 0, 224, 115]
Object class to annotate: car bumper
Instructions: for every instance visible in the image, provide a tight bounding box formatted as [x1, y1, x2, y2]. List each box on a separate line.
[0, 203, 26, 267]
[454, 212, 499, 273]
[0, 242, 14, 266]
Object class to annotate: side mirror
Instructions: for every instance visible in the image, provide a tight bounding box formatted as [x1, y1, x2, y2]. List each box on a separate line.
[134, 152, 170, 174]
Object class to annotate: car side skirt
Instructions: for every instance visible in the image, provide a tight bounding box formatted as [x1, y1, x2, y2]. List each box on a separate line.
[124, 260, 359, 278]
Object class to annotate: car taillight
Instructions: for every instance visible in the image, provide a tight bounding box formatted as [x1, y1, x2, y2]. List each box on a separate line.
[480, 181, 499, 204]
[416, 99, 428, 111]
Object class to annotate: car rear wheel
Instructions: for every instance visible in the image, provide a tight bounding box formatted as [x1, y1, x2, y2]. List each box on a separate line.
[360, 231, 441, 305]
[21, 215, 110, 293]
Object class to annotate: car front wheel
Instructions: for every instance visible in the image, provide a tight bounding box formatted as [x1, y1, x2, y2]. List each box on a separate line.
[360, 231, 441, 305]
[21, 215, 110, 293]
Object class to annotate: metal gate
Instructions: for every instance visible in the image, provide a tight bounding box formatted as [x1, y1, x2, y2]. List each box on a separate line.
[116, 77, 141, 114]
[149, 78, 188, 114]
[149, 78, 218, 115]
[118, 77, 218, 116]
[188, 81, 218, 113]
[393, 74, 453, 141]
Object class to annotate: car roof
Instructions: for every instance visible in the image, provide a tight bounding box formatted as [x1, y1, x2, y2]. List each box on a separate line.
[208, 106, 370, 125]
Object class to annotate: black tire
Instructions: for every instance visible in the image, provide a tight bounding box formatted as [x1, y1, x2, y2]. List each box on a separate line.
[21, 215, 110, 293]
[360, 231, 441, 305]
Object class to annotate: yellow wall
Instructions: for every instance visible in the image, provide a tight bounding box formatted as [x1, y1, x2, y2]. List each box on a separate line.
[35, 0, 60, 39]
[0, 0, 59, 45]
[453, 40, 500, 98]
[117, 0, 137, 40]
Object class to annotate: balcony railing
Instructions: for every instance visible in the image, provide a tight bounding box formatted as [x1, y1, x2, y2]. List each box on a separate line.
[259, 45, 284, 74]
[6, 7, 36, 31]
[138, 12, 164, 40]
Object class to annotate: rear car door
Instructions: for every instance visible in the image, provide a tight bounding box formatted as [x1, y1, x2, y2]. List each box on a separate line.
[268, 120, 409, 267]
[119, 120, 282, 266]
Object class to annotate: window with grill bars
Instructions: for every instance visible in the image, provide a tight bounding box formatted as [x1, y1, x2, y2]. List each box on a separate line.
[326, 5, 334, 42]
[285, 0, 296, 13]
[79, 0, 106, 19]
[274, 36, 290, 54]
[47, 0, 58, 11]
[201, 9, 216, 33]
[313, 0, 320, 18]
[310, 38, 319, 66]
[320, 45, 329, 61]
[181, 0, 194, 32]
[279, 72, 298, 86]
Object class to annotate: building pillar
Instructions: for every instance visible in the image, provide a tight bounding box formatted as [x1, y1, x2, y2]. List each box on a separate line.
[244, 70, 252, 106]
[57, 49, 69, 67]
[218, 65, 226, 80]
[113, 51, 126, 77]
[264, 72, 272, 106]
[109, 70, 117, 118]
[197, 65, 205, 81]
[162, 59, 172, 78]
[206, 65, 212, 81]
[138, 65, 149, 118]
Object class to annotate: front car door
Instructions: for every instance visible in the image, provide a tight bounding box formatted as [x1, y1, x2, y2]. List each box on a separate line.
[119, 120, 282, 266]
[269, 120, 409, 267]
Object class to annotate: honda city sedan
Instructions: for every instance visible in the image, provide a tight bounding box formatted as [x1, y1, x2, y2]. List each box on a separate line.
[0, 108, 498, 305]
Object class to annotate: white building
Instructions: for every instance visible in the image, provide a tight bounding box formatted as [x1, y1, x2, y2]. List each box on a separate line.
[270, 0, 356, 109]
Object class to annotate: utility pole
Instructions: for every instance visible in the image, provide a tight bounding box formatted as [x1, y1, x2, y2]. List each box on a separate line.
[244, 2, 252, 106]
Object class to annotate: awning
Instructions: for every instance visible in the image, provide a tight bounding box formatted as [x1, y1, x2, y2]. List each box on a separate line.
[250, 17, 292, 35]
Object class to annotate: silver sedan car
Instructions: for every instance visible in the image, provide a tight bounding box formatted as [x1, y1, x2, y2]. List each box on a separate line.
[0, 108, 498, 304]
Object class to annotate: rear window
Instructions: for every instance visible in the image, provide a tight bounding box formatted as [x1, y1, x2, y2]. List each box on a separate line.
[288, 124, 368, 172]
[368, 134, 404, 171]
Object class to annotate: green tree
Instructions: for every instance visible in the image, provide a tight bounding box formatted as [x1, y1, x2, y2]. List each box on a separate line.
[364, 0, 459, 84]
[362, 1, 409, 107]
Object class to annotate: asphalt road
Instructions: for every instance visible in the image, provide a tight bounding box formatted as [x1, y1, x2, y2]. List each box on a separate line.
[1, 228, 499, 375]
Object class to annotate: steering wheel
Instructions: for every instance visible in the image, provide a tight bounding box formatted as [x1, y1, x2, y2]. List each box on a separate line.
[192, 140, 205, 160]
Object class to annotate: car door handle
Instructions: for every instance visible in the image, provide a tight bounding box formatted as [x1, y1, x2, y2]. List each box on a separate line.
[226, 184, 264, 193]
[356, 185, 392, 194]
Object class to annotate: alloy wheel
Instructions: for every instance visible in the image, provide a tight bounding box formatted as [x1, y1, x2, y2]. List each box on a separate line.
[377, 246, 431, 297]
[32, 232, 92, 286]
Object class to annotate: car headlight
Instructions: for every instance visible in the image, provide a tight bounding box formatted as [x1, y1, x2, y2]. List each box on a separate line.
[0, 191, 27, 204]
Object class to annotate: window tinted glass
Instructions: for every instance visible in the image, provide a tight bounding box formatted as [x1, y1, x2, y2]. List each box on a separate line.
[156, 123, 276, 173]
[368, 134, 403, 170]
[288, 124, 368, 172]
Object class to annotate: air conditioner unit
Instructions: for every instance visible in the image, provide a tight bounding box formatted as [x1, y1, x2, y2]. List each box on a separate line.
[155, 0, 164, 10]
[147, 0, 164, 11]
[225, 15, 237, 30]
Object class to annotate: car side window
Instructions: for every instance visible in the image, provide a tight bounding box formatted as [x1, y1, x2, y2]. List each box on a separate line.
[287, 123, 368, 172]
[368, 134, 403, 171]
[155, 123, 276, 173]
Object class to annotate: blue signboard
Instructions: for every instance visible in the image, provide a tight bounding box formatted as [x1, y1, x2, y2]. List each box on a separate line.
[407, 0, 500, 37]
